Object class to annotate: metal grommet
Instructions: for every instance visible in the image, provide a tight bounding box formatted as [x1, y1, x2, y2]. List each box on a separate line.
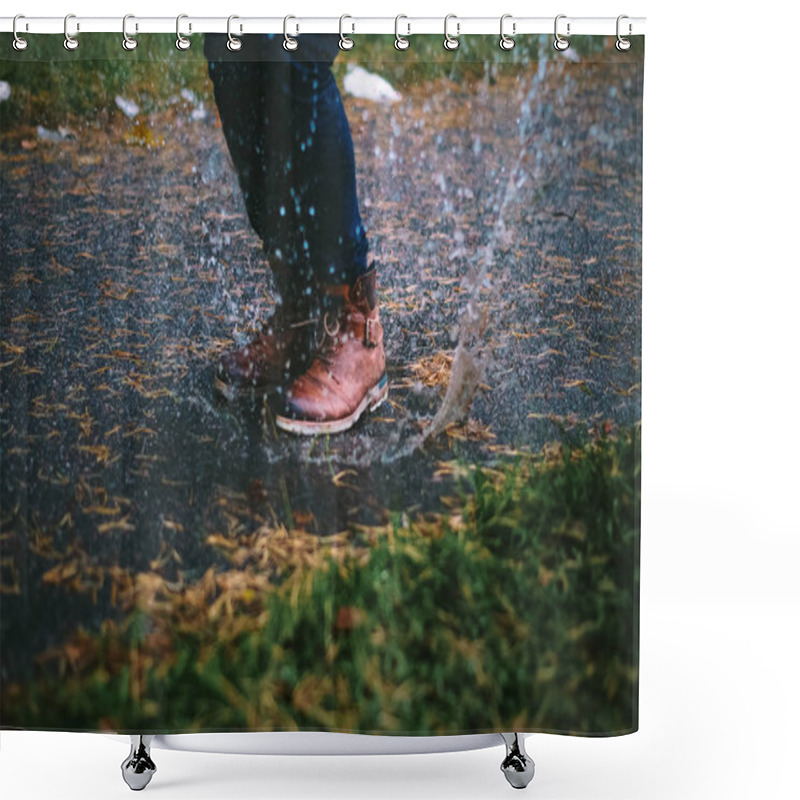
[616, 14, 632, 51]
[323, 311, 340, 339]
[339, 14, 354, 50]
[394, 15, 410, 51]
[64, 14, 79, 51]
[443, 14, 459, 51]
[553, 14, 570, 51]
[176, 14, 191, 50]
[226, 15, 242, 52]
[283, 16, 298, 51]
[122, 14, 138, 51]
[12, 15, 29, 51]
[499, 14, 515, 51]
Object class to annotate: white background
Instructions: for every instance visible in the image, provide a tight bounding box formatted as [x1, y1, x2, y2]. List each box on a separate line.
[2, 1, 799, 798]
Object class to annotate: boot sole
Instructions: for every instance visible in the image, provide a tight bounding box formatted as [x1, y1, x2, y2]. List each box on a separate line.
[275, 374, 389, 436]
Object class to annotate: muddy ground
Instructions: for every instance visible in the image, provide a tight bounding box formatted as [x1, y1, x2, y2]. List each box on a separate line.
[1, 59, 642, 678]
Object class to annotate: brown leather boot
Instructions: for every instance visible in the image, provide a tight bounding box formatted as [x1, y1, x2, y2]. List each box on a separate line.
[215, 261, 319, 400]
[275, 265, 388, 435]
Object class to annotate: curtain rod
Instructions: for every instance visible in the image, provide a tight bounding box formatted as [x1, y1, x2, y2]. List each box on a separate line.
[0, 16, 646, 37]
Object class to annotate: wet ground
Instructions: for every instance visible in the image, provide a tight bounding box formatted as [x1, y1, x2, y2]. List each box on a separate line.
[1, 60, 642, 678]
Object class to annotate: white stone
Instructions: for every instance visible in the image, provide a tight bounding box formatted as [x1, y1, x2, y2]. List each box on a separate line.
[342, 66, 401, 104]
[115, 95, 140, 119]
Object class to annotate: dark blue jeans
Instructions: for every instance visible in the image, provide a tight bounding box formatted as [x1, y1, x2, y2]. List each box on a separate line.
[204, 34, 368, 291]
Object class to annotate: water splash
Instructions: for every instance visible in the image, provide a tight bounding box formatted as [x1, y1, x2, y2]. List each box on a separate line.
[417, 56, 550, 447]
[420, 156, 521, 443]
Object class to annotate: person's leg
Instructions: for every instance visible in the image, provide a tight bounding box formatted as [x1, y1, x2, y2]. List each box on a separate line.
[282, 57, 369, 287]
[205, 34, 367, 291]
[204, 43, 307, 394]
[204, 33, 386, 432]
[268, 58, 387, 433]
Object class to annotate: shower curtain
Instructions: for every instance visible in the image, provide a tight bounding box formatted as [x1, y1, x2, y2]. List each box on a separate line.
[0, 29, 643, 738]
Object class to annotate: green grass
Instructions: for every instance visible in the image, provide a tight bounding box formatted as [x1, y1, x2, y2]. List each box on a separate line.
[0, 33, 629, 127]
[1, 428, 640, 735]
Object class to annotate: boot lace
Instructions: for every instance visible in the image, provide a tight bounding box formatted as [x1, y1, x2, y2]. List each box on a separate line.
[290, 310, 341, 366]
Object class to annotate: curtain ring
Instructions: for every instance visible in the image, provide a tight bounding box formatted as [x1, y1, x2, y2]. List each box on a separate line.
[394, 15, 410, 51]
[226, 15, 242, 51]
[616, 15, 632, 51]
[64, 14, 79, 51]
[176, 14, 191, 50]
[553, 14, 570, 51]
[122, 15, 138, 51]
[499, 14, 515, 51]
[283, 16, 298, 51]
[339, 14, 354, 50]
[443, 14, 459, 51]
[12, 15, 29, 51]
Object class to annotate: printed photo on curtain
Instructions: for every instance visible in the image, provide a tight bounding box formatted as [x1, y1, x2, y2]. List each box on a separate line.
[1, 28, 643, 742]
